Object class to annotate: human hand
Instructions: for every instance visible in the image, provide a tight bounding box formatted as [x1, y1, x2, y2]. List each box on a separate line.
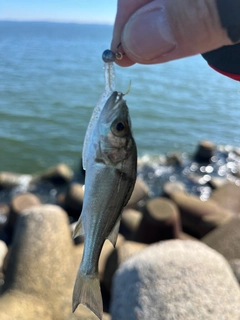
[111, 0, 235, 67]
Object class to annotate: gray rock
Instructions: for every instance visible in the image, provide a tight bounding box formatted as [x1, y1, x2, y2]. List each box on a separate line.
[194, 140, 215, 162]
[208, 177, 227, 189]
[229, 259, 240, 285]
[0, 204, 90, 320]
[0, 172, 32, 189]
[0, 204, 9, 230]
[35, 163, 73, 184]
[134, 197, 181, 243]
[165, 152, 183, 166]
[98, 234, 124, 282]
[64, 183, 84, 218]
[111, 240, 240, 320]
[103, 240, 147, 293]
[163, 181, 186, 197]
[9, 192, 41, 230]
[210, 182, 240, 215]
[121, 209, 142, 239]
[0, 240, 7, 272]
[202, 217, 240, 260]
[169, 191, 232, 238]
[126, 178, 150, 208]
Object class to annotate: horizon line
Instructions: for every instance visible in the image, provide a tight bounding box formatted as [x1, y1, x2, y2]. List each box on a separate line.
[0, 19, 114, 26]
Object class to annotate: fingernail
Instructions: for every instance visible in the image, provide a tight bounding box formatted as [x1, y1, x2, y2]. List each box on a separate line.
[122, 4, 176, 61]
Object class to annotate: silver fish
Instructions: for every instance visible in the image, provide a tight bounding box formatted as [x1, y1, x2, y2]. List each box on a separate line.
[72, 91, 137, 319]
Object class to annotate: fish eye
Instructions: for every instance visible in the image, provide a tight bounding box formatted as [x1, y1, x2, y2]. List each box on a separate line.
[111, 120, 129, 137]
[116, 122, 125, 131]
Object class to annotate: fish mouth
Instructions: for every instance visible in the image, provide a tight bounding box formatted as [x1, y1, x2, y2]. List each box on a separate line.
[101, 91, 128, 119]
[109, 91, 124, 110]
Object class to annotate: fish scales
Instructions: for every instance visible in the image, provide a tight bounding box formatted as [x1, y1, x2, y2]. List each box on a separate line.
[72, 91, 137, 319]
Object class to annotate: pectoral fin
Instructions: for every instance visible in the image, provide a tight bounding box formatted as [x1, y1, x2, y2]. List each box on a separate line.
[107, 215, 121, 247]
[73, 216, 84, 239]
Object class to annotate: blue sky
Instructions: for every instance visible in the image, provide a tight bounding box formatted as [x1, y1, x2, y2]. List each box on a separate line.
[0, 0, 117, 24]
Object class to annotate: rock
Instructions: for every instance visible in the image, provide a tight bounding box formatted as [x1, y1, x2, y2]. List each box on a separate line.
[0, 204, 89, 320]
[0, 172, 32, 189]
[70, 221, 84, 245]
[229, 260, 240, 285]
[36, 163, 73, 184]
[0, 241, 8, 294]
[126, 178, 150, 208]
[110, 240, 240, 320]
[103, 312, 111, 320]
[202, 217, 240, 260]
[134, 197, 181, 243]
[120, 209, 142, 239]
[208, 177, 227, 189]
[210, 182, 240, 215]
[0, 240, 7, 272]
[163, 181, 186, 197]
[103, 240, 147, 294]
[98, 234, 124, 282]
[0, 204, 10, 230]
[56, 192, 66, 207]
[64, 183, 84, 218]
[169, 191, 232, 238]
[187, 172, 211, 185]
[178, 231, 198, 241]
[165, 152, 183, 166]
[194, 140, 215, 162]
[9, 193, 41, 230]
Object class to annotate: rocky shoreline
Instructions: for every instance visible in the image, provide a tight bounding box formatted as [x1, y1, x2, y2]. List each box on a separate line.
[1, 140, 240, 319]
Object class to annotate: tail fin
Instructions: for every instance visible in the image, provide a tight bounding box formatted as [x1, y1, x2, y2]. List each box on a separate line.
[72, 270, 103, 320]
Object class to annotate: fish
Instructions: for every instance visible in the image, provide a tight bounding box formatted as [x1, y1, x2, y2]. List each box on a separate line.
[72, 91, 137, 319]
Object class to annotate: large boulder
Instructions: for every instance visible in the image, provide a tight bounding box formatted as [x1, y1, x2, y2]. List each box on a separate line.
[229, 260, 240, 285]
[0, 204, 93, 320]
[133, 197, 181, 243]
[120, 209, 142, 239]
[202, 216, 240, 260]
[103, 240, 147, 293]
[0, 240, 7, 272]
[111, 240, 240, 320]
[210, 183, 240, 215]
[169, 191, 232, 238]
[0, 172, 32, 189]
[64, 183, 84, 218]
[35, 163, 73, 184]
[126, 178, 150, 208]
[194, 140, 215, 162]
[9, 193, 41, 231]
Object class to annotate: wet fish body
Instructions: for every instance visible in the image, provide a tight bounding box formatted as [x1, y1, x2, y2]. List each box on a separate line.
[72, 91, 137, 319]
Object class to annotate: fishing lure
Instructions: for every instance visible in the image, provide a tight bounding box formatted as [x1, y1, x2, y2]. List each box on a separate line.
[82, 45, 124, 171]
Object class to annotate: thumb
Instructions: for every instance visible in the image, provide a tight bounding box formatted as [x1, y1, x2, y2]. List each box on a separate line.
[118, 0, 233, 65]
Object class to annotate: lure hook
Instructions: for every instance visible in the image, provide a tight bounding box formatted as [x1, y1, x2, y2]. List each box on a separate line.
[123, 81, 131, 96]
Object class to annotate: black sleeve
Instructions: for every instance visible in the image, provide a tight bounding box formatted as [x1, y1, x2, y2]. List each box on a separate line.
[202, 0, 240, 80]
[202, 43, 240, 75]
[216, 0, 240, 43]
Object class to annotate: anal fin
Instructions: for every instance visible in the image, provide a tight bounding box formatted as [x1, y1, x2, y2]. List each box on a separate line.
[73, 216, 84, 239]
[107, 215, 121, 247]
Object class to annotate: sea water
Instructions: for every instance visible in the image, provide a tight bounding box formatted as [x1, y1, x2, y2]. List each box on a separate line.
[0, 21, 239, 174]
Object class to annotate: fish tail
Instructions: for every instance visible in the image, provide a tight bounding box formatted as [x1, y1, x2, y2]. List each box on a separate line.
[72, 269, 103, 320]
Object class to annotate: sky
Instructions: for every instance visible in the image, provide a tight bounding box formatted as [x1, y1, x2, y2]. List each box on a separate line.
[0, 0, 118, 24]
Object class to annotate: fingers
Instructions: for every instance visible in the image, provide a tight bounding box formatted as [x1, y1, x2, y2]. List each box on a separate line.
[112, 0, 233, 66]
[111, 0, 153, 67]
